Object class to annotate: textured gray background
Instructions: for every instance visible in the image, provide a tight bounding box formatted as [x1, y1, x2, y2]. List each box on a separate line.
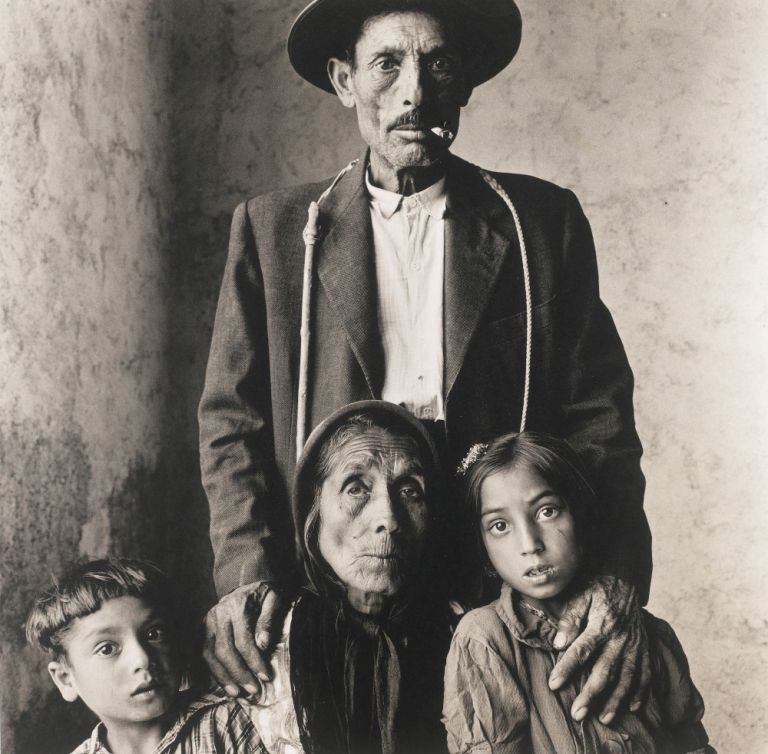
[1, 1, 766, 752]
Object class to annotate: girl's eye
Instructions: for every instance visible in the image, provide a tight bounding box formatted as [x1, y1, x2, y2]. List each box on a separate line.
[95, 642, 118, 657]
[537, 505, 560, 521]
[489, 520, 508, 534]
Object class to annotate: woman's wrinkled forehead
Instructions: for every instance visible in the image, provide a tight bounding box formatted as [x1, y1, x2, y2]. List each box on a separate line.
[319, 426, 424, 481]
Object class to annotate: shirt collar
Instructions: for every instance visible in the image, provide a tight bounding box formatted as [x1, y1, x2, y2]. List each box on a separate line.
[86, 723, 109, 753]
[497, 583, 560, 650]
[365, 168, 447, 220]
[82, 692, 220, 754]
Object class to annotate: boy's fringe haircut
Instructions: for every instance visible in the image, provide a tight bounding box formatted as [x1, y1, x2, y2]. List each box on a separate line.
[26, 558, 183, 658]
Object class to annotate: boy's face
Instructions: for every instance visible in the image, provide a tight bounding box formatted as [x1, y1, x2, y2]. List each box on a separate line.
[480, 463, 581, 614]
[48, 596, 181, 731]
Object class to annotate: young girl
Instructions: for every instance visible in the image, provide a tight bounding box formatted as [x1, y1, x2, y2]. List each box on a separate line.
[442, 432, 715, 754]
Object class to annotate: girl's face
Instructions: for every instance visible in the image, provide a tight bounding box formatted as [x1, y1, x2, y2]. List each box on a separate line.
[480, 463, 581, 614]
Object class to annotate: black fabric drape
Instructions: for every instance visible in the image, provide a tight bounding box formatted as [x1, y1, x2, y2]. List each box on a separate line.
[289, 590, 453, 754]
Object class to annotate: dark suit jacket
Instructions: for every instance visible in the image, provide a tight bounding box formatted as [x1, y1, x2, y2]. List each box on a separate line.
[199, 153, 652, 602]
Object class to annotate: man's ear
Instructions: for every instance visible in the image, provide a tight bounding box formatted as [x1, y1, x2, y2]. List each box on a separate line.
[328, 57, 356, 108]
[458, 82, 474, 108]
[48, 660, 79, 703]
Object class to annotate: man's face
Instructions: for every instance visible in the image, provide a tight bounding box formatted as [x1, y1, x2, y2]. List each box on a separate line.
[48, 596, 181, 731]
[331, 11, 471, 172]
[316, 427, 429, 613]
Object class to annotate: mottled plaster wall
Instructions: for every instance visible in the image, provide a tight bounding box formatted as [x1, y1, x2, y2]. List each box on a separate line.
[2, 0, 766, 752]
[0, 3, 214, 752]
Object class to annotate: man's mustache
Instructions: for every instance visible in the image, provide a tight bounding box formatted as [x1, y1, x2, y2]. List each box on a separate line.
[389, 110, 432, 129]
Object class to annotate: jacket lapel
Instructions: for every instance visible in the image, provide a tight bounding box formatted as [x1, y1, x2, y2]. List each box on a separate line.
[316, 154, 384, 397]
[313, 153, 518, 402]
[444, 156, 520, 398]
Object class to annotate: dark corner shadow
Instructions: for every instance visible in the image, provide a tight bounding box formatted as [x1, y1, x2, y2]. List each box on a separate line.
[159, 0, 283, 615]
[15, 689, 97, 754]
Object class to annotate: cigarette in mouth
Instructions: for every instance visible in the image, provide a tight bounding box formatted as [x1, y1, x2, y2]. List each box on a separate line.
[430, 122, 455, 143]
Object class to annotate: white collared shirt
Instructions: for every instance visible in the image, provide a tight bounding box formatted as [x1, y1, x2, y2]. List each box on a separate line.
[366, 171, 446, 421]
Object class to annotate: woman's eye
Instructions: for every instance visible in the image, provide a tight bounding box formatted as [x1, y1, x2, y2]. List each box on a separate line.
[399, 483, 423, 501]
[95, 642, 118, 657]
[345, 483, 367, 498]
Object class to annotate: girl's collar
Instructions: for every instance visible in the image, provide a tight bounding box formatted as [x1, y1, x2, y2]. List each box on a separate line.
[497, 583, 560, 650]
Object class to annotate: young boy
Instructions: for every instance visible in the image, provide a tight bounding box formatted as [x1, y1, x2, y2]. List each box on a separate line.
[26, 558, 266, 754]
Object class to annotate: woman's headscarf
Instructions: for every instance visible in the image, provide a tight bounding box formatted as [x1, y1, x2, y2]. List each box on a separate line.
[289, 401, 454, 754]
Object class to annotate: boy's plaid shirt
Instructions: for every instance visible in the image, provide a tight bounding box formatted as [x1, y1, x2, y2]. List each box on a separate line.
[70, 692, 267, 754]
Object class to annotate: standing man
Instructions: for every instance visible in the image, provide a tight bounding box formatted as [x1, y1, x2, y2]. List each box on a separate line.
[200, 0, 652, 726]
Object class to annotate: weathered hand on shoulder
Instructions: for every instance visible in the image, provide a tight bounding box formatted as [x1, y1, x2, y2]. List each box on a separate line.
[548, 575, 650, 724]
[203, 581, 290, 697]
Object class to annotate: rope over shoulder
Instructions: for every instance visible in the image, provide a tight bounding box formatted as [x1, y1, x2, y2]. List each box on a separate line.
[479, 169, 533, 432]
[296, 159, 359, 459]
[295, 159, 534, 460]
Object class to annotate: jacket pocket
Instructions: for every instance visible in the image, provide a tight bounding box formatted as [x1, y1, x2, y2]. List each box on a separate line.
[484, 294, 557, 343]
[484, 295, 557, 405]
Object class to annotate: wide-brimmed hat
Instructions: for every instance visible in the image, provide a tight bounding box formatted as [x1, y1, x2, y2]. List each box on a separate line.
[288, 0, 522, 94]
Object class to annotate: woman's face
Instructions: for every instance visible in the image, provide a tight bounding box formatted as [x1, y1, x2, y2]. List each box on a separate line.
[480, 463, 581, 614]
[316, 427, 429, 615]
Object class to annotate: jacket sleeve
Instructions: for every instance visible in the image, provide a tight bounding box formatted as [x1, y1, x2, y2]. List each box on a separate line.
[443, 629, 531, 754]
[644, 612, 715, 753]
[557, 190, 652, 602]
[198, 201, 286, 597]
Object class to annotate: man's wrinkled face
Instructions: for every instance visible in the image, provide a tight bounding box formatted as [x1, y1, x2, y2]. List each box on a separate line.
[316, 427, 429, 613]
[330, 11, 471, 172]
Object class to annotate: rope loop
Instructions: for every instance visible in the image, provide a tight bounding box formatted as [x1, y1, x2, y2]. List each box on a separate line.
[296, 159, 533, 457]
[297, 159, 359, 459]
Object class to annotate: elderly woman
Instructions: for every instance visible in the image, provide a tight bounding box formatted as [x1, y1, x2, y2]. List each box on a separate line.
[247, 400, 455, 754]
